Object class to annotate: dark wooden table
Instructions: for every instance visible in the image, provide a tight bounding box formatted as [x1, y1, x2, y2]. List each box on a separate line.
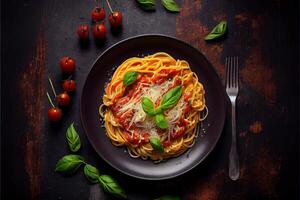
[1, 0, 299, 199]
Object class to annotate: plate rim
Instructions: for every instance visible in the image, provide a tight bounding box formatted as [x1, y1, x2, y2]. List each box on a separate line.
[80, 34, 227, 180]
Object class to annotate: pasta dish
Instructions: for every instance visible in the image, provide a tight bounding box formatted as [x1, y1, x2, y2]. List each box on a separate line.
[99, 52, 207, 161]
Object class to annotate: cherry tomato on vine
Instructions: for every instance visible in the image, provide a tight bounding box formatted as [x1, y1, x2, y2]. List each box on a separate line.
[48, 107, 63, 122]
[77, 24, 89, 40]
[62, 80, 76, 93]
[108, 11, 122, 28]
[57, 92, 71, 107]
[91, 7, 106, 22]
[93, 23, 107, 39]
[60, 57, 75, 73]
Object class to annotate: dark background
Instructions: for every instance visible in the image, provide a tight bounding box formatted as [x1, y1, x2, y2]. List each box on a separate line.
[1, 0, 299, 199]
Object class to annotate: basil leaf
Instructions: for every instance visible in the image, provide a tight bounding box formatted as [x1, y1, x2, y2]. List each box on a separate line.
[136, 0, 156, 10]
[55, 154, 85, 173]
[98, 175, 127, 199]
[155, 195, 181, 200]
[141, 97, 156, 116]
[161, 0, 180, 12]
[155, 113, 168, 129]
[66, 123, 81, 152]
[149, 136, 164, 152]
[84, 164, 100, 183]
[123, 71, 138, 86]
[204, 21, 227, 41]
[160, 86, 182, 110]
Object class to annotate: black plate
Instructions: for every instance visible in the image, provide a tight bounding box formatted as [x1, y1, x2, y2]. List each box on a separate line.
[80, 34, 226, 180]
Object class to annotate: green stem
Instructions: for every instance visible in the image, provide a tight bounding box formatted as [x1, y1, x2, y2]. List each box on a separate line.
[105, 0, 113, 13]
[83, 161, 88, 165]
[46, 92, 55, 108]
[48, 77, 57, 97]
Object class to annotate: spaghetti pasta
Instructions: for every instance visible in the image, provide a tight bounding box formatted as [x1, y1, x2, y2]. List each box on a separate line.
[100, 52, 207, 161]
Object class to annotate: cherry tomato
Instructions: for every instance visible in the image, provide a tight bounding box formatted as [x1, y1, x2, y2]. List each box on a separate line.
[48, 107, 62, 122]
[77, 24, 89, 40]
[57, 92, 71, 107]
[108, 11, 122, 28]
[91, 7, 106, 22]
[60, 57, 75, 73]
[93, 23, 107, 39]
[62, 80, 76, 93]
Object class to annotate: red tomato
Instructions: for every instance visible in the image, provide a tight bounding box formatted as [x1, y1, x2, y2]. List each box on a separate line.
[57, 92, 71, 107]
[48, 107, 62, 122]
[77, 24, 89, 40]
[60, 57, 75, 73]
[108, 11, 122, 28]
[62, 80, 76, 93]
[93, 23, 107, 39]
[91, 7, 105, 22]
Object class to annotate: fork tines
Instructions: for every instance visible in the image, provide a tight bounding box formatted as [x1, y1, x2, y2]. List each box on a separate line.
[225, 57, 239, 90]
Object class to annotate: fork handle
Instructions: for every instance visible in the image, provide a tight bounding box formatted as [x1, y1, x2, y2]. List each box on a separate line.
[229, 101, 240, 180]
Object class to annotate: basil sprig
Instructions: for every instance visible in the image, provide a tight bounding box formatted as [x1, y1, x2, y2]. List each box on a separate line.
[123, 71, 138, 86]
[155, 195, 181, 200]
[66, 123, 81, 152]
[141, 97, 167, 129]
[150, 136, 164, 152]
[141, 97, 156, 116]
[161, 0, 180, 12]
[84, 164, 100, 183]
[141, 86, 182, 130]
[83, 164, 127, 199]
[155, 113, 168, 129]
[56, 122, 127, 199]
[55, 154, 85, 174]
[136, 0, 156, 10]
[205, 21, 227, 41]
[99, 175, 127, 199]
[160, 86, 182, 110]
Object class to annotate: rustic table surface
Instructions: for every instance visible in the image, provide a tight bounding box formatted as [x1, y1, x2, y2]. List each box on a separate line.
[1, 0, 299, 199]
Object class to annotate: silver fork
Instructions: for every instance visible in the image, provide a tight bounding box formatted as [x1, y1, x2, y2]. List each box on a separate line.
[225, 57, 240, 181]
